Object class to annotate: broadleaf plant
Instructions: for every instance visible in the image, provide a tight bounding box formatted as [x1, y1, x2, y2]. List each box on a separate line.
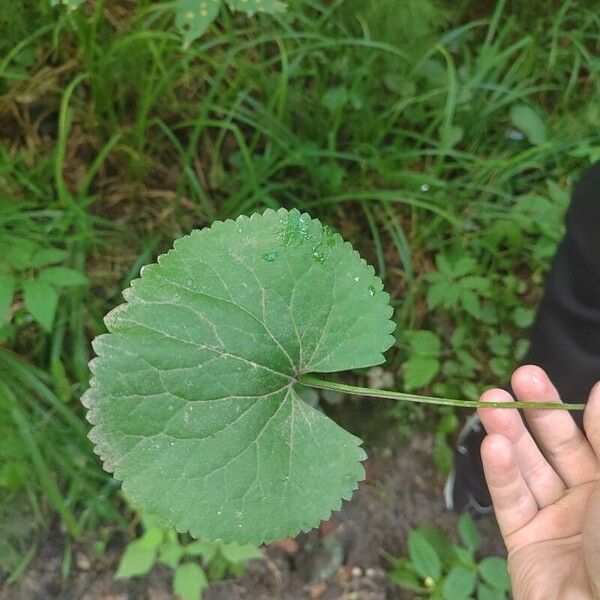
[84, 208, 585, 545]
[84, 209, 395, 544]
[115, 514, 260, 598]
[386, 516, 511, 599]
[0, 239, 87, 332]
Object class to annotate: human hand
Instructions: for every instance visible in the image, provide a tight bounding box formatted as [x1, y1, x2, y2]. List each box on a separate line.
[478, 365, 600, 600]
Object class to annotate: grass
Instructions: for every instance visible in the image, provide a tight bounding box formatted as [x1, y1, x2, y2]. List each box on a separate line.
[1, 0, 599, 584]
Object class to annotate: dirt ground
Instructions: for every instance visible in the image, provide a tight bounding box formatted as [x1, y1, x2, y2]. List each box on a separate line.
[1, 434, 505, 600]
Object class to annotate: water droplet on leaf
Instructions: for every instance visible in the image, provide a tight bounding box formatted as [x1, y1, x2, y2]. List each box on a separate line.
[262, 251, 279, 262]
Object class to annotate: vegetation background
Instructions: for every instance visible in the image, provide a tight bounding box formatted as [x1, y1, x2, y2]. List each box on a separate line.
[0, 0, 599, 597]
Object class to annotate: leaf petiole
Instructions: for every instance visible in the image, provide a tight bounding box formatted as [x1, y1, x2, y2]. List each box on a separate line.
[299, 375, 586, 411]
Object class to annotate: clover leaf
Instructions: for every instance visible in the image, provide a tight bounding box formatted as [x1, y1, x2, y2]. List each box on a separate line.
[83, 209, 395, 544]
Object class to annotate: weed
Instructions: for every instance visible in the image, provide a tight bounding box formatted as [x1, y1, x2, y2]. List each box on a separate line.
[385, 515, 511, 599]
[116, 514, 261, 600]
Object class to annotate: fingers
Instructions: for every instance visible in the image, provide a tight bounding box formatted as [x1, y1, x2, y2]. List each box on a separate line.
[513, 365, 599, 487]
[583, 482, 600, 598]
[478, 388, 565, 507]
[584, 382, 600, 460]
[481, 434, 538, 540]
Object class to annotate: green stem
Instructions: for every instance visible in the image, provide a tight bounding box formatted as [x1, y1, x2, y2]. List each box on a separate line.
[299, 375, 586, 411]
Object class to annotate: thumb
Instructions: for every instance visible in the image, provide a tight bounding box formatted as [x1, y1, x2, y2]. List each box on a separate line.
[583, 482, 600, 598]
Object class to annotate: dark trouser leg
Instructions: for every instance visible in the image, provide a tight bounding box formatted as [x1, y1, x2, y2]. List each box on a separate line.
[448, 161, 600, 514]
[522, 161, 600, 427]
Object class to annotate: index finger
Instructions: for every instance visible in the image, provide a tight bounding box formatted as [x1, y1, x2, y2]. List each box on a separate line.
[481, 434, 538, 540]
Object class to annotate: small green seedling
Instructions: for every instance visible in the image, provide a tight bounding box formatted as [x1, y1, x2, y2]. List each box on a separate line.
[116, 514, 261, 600]
[83, 209, 583, 545]
[0, 239, 87, 332]
[385, 515, 511, 600]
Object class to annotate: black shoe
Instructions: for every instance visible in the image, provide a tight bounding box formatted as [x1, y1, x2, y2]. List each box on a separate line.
[444, 414, 492, 516]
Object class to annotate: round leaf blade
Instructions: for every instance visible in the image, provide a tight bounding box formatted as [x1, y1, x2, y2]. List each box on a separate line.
[83, 209, 395, 544]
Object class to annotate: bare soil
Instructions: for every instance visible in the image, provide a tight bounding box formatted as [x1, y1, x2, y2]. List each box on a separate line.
[0, 434, 505, 600]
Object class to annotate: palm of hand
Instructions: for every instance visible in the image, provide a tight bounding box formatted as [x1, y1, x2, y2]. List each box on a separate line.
[478, 366, 600, 600]
[509, 483, 597, 600]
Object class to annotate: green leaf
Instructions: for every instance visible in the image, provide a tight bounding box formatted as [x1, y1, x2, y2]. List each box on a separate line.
[487, 334, 511, 357]
[457, 514, 480, 553]
[442, 567, 476, 600]
[461, 276, 489, 292]
[0, 271, 15, 324]
[322, 86, 349, 112]
[404, 356, 439, 390]
[432, 434, 453, 474]
[6, 239, 38, 269]
[407, 330, 440, 357]
[460, 289, 480, 318]
[173, 562, 208, 600]
[225, 0, 286, 17]
[39, 267, 88, 287]
[219, 542, 262, 564]
[450, 257, 476, 278]
[32, 248, 70, 267]
[185, 540, 219, 562]
[489, 357, 510, 378]
[83, 209, 395, 544]
[139, 527, 165, 549]
[142, 513, 164, 531]
[417, 526, 455, 566]
[116, 539, 157, 579]
[22, 279, 58, 332]
[437, 413, 459, 435]
[452, 544, 474, 568]
[512, 307, 534, 329]
[388, 566, 424, 592]
[478, 557, 510, 591]
[160, 540, 184, 568]
[207, 553, 228, 581]
[51, 357, 71, 402]
[176, 0, 221, 47]
[408, 530, 441, 581]
[510, 104, 547, 145]
[546, 180, 569, 209]
[426, 282, 450, 309]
